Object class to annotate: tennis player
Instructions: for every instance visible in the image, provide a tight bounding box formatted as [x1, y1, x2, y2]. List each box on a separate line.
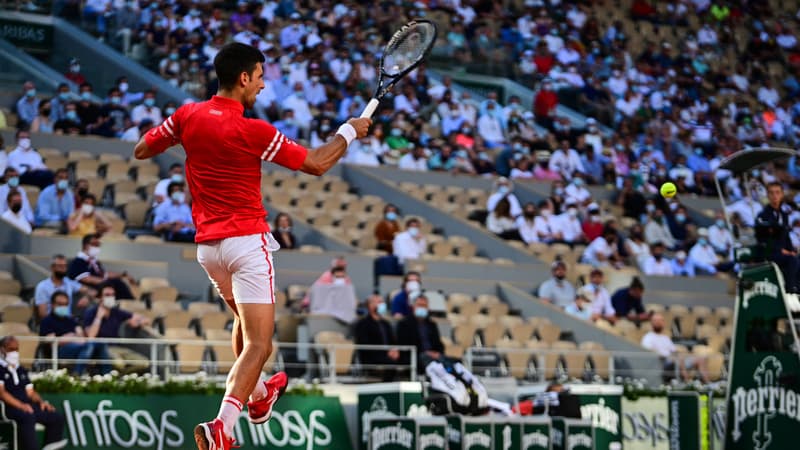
[134, 42, 371, 450]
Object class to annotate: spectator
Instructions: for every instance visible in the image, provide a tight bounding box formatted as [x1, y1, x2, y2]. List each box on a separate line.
[644, 208, 677, 248]
[65, 58, 86, 85]
[273, 109, 301, 141]
[642, 242, 674, 276]
[281, 84, 313, 138]
[83, 284, 151, 372]
[564, 291, 593, 321]
[564, 173, 591, 206]
[120, 118, 154, 143]
[397, 145, 428, 172]
[581, 206, 604, 242]
[487, 177, 522, 219]
[641, 313, 709, 383]
[726, 195, 762, 228]
[486, 197, 520, 240]
[15, 81, 39, 127]
[580, 269, 616, 323]
[39, 291, 102, 375]
[93, 88, 131, 138]
[390, 272, 422, 319]
[532, 200, 563, 243]
[611, 277, 650, 322]
[76, 83, 101, 129]
[34, 254, 88, 319]
[537, 260, 576, 308]
[307, 265, 357, 324]
[666, 206, 693, 246]
[708, 211, 734, 255]
[354, 294, 400, 381]
[625, 224, 651, 268]
[516, 202, 540, 245]
[29, 99, 55, 134]
[392, 218, 427, 264]
[7, 130, 53, 189]
[375, 204, 401, 253]
[616, 177, 647, 219]
[0, 168, 34, 224]
[581, 227, 620, 267]
[153, 182, 195, 242]
[153, 163, 184, 206]
[1, 191, 31, 234]
[755, 182, 799, 293]
[49, 83, 72, 123]
[477, 102, 506, 148]
[130, 91, 162, 125]
[396, 294, 444, 370]
[67, 194, 111, 237]
[557, 201, 586, 245]
[35, 168, 74, 229]
[689, 228, 734, 275]
[53, 102, 84, 135]
[270, 213, 297, 250]
[68, 234, 135, 300]
[549, 140, 584, 182]
[0, 336, 67, 450]
[72, 178, 90, 209]
[534, 79, 559, 130]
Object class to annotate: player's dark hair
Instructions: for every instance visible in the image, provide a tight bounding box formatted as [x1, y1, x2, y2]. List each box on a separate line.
[214, 43, 265, 90]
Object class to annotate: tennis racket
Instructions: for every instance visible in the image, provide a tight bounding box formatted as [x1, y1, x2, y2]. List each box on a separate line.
[360, 20, 438, 119]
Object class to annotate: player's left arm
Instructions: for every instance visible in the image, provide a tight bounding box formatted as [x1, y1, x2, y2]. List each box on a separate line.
[134, 109, 182, 160]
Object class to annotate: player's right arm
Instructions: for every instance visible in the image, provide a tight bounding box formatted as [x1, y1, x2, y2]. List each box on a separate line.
[134, 110, 182, 160]
[298, 118, 372, 176]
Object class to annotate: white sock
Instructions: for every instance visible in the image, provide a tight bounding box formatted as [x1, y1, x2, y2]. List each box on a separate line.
[250, 377, 268, 402]
[217, 395, 243, 436]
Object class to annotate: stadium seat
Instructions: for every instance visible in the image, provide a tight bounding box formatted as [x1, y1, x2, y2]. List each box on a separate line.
[174, 343, 206, 374]
[67, 150, 94, 162]
[590, 351, 612, 380]
[480, 323, 506, 347]
[123, 200, 151, 228]
[536, 323, 561, 344]
[2, 303, 32, 324]
[164, 328, 198, 340]
[453, 323, 479, 347]
[161, 310, 193, 330]
[197, 311, 232, 332]
[0, 280, 21, 296]
[0, 323, 30, 336]
[509, 322, 536, 343]
[496, 339, 529, 379]
[148, 286, 179, 303]
[187, 302, 220, 317]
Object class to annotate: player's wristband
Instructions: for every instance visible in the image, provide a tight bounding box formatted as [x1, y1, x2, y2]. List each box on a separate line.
[336, 123, 357, 146]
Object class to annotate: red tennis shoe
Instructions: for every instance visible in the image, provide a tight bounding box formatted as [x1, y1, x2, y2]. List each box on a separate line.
[194, 418, 237, 450]
[247, 371, 289, 424]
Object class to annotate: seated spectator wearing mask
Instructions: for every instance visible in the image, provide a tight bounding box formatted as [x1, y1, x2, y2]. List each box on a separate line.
[8, 130, 54, 190]
[0, 167, 35, 224]
[354, 294, 400, 381]
[34, 254, 89, 320]
[39, 291, 105, 375]
[393, 218, 427, 264]
[642, 242, 674, 276]
[397, 295, 445, 372]
[556, 201, 586, 245]
[153, 182, 195, 242]
[516, 202, 539, 245]
[152, 164, 184, 206]
[375, 204, 401, 253]
[532, 200, 563, 244]
[68, 233, 136, 300]
[391, 272, 422, 318]
[66, 194, 111, 237]
[689, 228, 735, 274]
[0, 336, 67, 450]
[580, 269, 616, 323]
[670, 250, 696, 277]
[308, 265, 358, 324]
[486, 177, 522, 219]
[537, 260, 577, 308]
[83, 284, 152, 372]
[564, 291, 592, 321]
[35, 168, 74, 229]
[270, 212, 297, 250]
[581, 205, 604, 242]
[486, 197, 521, 240]
[611, 277, 650, 322]
[581, 227, 621, 267]
[1, 191, 32, 234]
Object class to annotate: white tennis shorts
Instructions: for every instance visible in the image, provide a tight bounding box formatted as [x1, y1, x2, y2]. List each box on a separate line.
[197, 232, 280, 304]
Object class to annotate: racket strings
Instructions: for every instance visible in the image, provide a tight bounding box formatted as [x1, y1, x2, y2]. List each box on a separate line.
[383, 22, 436, 75]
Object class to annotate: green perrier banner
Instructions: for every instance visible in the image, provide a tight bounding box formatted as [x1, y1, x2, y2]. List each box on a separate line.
[416, 417, 447, 450]
[369, 417, 416, 450]
[725, 263, 800, 450]
[668, 391, 708, 450]
[358, 383, 424, 450]
[551, 417, 594, 450]
[43, 393, 352, 449]
[569, 384, 622, 449]
[491, 417, 551, 450]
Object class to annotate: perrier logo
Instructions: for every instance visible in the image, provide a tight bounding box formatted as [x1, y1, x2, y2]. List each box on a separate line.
[731, 356, 800, 450]
[742, 278, 779, 309]
[371, 423, 414, 449]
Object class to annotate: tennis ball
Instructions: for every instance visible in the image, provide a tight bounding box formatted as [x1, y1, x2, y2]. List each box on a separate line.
[660, 182, 677, 198]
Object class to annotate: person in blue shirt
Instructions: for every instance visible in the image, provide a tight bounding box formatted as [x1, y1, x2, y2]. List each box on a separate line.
[35, 168, 74, 228]
[390, 271, 422, 318]
[39, 291, 102, 375]
[670, 250, 696, 277]
[153, 182, 195, 242]
[610, 277, 650, 322]
[0, 336, 66, 450]
[33, 254, 89, 320]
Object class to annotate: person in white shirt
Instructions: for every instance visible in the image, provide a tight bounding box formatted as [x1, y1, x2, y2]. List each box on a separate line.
[486, 197, 519, 239]
[556, 46, 581, 66]
[346, 137, 382, 167]
[130, 91, 162, 125]
[538, 260, 576, 308]
[642, 242, 674, 276]
[7, 130, 53, 190]
[581, 229, 619, 266]
[392, 218, 427, 263]
[281, 83, 313, 138]
[486, 177, 522, 219]
[707, 212, 734, 255]
[557, 203, 585, 244]
[696, 24, 718, 46]
[726, 197, 762, 228]
[641, 313, 708, 382]
[328, 51, 352, 85]
[393, 84, 420, 116]
[1, 191, 31, 234]
[580, 270, 616, 323]
[564, 292, 593, 321]
[532, 200, 562, 243]
[757, 79, 780, 107]
[607, 70, 628, 98]
[477, 110, 506, 148]
[0, 168, 34, 224]
[644, 209, 677, 248]
[548, 140, 585, 180]
[516, 203, 539, 244]
[397, 146, 428, 171]
[689, 230, 721, 275]
[153, 164, 184, 206]
[564, 174, 592, 206]
[303, 73, 327, 107]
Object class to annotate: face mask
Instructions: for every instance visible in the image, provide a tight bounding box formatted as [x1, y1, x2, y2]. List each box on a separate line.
[169, 53, 179, 61]
[7, 177, 19, 188]
[4, 351, 19, 368]
[406, 280, 421, 292]
[26, 89, 36, 97]
[698, 238, 708, 246]
[119, 82, 129, 92]
[71, 64, 81, 73]
[66, 111, 78, 121]
[554, 188, 565, 196]
[81, 92, 92, 101]
[541, 210, 552, 217]
[376, 303, 387, 315]
[144, 98, 156, 107]
[278, 226, 291, 233]
[567, 208, 578, 217]
[87, 246, 101, 258]
[675, 214, 686, 223]
[332, 278, 346, 286]
[646, 204, 656, 213]
[669, 202, 679, 211]
[414, 307, 429, 319]
[385, 212, 398, 221]
[166, 174, 183, 184]
[171, 192, 186, 203]
[56, 179, 69, 191]
[498, 185, 510, 195]
[81, 203, 95, 215]
[573, 178, 584, 187]
[391, 128, 402, 137]
[102, 296, 117, 309]
[59, 92, 70, 101]
[53, 270, 66, 279]
[54, 306, 71, 318]
[590, 214, 601, 223]
[166, 107, 176, 116]
[408, 227, 420, 237]
[110, 96, 121, 105]
[9, 204, 21, 214]
[715, 219, 725, 228]
[18, 138, 31, 150]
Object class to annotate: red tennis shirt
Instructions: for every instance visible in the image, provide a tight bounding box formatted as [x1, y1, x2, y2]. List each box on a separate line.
[144, 95, 308, 243]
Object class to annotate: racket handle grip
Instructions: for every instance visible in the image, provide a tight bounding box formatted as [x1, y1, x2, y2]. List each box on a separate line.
[360, 98, 380, 119]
